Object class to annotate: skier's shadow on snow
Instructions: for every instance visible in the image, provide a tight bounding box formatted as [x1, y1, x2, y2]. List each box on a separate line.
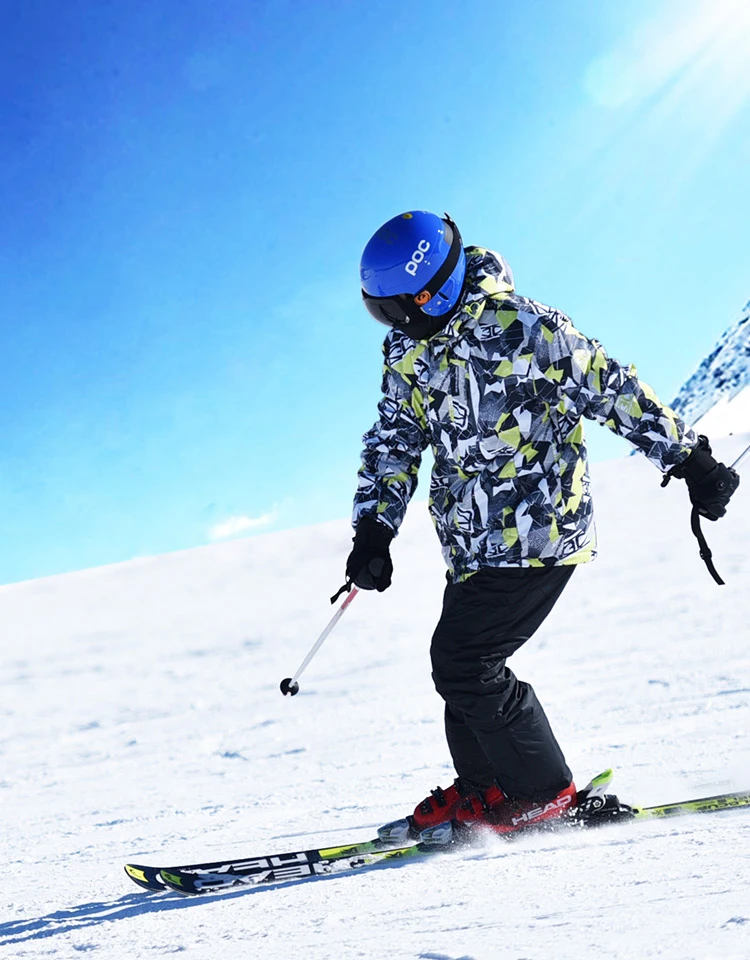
[0, 858, 431, 946]
[1, 890, 238, 945]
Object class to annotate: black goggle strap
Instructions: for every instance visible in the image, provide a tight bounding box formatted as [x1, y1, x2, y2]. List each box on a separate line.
[419, 214, 462, 303]
[361, 214, 463, 322]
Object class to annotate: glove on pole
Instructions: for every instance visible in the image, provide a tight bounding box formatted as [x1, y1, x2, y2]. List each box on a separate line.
[662, 435, 742, 585]
[345, 515, 394, 592]
[280, 587, 359, 697]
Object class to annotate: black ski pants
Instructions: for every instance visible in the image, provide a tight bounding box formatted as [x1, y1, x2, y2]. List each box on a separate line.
[430, 565, 574, 802]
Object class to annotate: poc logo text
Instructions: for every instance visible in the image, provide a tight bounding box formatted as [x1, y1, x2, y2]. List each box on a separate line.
[405, 240, 430, 276]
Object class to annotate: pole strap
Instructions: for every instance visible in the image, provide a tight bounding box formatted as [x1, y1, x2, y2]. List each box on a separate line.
[661, 470, 725, 586]
[690, 505, 725, 586]
[330, 578, 354, 604]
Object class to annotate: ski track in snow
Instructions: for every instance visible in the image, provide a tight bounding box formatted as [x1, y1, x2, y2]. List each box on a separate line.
[2, 434, 750, 960]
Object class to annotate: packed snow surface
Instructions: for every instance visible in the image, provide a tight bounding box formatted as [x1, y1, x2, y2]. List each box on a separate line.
[2, 435, 750, 960]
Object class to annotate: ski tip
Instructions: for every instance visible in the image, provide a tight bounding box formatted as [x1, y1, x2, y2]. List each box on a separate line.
[124, 863, 166, 892]
[575, 768, 615, 804]
[160, 869, 200, 895]
[591, 768, 615, 787]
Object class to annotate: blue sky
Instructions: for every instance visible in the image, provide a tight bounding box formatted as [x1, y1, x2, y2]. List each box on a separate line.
[1, 0, 749, 584]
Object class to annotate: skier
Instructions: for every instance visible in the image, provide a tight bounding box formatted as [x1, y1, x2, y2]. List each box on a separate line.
[345, 210, 740, 841]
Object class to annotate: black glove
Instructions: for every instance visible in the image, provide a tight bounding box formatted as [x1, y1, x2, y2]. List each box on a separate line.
[670, 435, 740, 520]
[346, 515, 394, 591]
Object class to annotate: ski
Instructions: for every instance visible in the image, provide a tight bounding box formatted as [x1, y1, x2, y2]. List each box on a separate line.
[124, 837, 406, 893]
[159, 842, 429, 894]
[124, 772, 613, 892]
[126, 775, 750, 895]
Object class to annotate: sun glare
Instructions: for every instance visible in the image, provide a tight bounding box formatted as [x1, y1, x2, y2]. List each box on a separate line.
[576, 0, 750, 206]
[584, 0, 750, 126]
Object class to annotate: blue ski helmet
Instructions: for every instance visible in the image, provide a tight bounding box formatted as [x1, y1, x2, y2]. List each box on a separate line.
[360, 211, 467, 340]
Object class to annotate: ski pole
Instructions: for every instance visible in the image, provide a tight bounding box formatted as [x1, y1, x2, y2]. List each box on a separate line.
[730, 441, 750, 472]
[280, 586, 359, 696]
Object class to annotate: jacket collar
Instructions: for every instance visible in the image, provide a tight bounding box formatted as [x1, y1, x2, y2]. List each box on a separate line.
[428, 247, 515, 347]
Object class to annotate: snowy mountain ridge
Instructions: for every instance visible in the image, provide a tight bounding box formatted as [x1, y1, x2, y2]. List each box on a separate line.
[670, 298, 750, 433]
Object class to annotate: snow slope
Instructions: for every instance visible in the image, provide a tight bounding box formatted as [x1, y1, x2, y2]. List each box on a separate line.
[689, 385, 750, 438]
[2, 428, 750, 960]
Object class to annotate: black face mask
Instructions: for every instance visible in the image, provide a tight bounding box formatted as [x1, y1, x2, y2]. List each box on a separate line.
[361, 217, 464, 340]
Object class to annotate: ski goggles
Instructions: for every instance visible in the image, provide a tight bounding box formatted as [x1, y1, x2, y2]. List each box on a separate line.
[361, 215, 463, 331]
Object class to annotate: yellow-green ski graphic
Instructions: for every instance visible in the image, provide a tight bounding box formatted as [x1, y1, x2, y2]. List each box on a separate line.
[634, 789, 750, 819]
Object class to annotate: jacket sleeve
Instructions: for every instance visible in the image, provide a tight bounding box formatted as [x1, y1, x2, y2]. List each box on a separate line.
[352, 336, 429, 533]
[547, 312, 697, 472]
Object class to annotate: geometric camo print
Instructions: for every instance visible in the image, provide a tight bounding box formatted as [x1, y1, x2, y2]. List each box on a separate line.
[353, 248, 697, 582]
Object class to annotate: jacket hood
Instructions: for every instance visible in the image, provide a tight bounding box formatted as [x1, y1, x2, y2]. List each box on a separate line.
[387, 247, 515, 345]
[425, 247, 515, 343]
[461, 247, 515, 304]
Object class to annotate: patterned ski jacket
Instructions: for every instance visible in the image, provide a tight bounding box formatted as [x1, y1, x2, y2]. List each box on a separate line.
[353, 248, 697, 582]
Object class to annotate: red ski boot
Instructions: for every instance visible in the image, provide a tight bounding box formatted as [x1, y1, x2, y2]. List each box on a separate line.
[412, 780, 470, 831]
[454, 780, 577, 835]
[377, 778, 478, 845]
